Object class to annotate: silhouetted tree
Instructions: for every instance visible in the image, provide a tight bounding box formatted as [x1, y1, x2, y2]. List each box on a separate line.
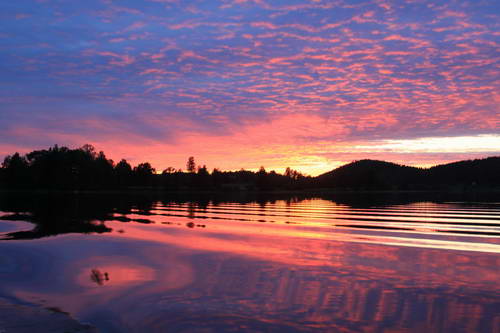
[162, 167, 176, 174]
[1, 153, 30, 187]
[197, 165, 208, 175]
[133, 162, 156, 186]
[212, 168, 222, 188]
[256, 166, 269, 190]
[186, 156, 196, 173]
[115, 159, 133, 187]
[80, 144, 97, 159]
[93, 151, 114, 188]
[285, 167, 303, 180]
[196, 164, 211, 189]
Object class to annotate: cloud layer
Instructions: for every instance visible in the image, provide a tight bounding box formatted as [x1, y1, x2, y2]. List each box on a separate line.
[1, 0, 499, 174]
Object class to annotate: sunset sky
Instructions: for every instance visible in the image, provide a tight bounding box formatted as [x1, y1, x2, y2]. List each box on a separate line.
[1, 0, 499, 175]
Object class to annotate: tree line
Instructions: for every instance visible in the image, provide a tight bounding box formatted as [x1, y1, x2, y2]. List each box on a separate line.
[1, 144, 498, 192]
[0, 144, 309, 191]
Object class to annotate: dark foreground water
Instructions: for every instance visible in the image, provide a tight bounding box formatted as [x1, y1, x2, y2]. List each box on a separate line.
[0, 193, 499, 332]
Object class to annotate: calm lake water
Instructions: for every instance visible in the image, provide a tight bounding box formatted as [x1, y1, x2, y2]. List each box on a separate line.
[0, 193, 499, 332]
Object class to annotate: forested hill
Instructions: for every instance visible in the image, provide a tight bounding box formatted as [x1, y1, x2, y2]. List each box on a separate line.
[315, 160, 423, 190]
[315, 157, 500, 190]
[426, 157, 500, 186]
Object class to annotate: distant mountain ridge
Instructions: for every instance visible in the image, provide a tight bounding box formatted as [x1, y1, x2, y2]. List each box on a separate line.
[315, 157, 500, 190]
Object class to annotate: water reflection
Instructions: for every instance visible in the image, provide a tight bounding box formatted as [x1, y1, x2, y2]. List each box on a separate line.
[0, 192, 499, 332]
[1, 191, 498, 241]
[90, 269, 109, 286]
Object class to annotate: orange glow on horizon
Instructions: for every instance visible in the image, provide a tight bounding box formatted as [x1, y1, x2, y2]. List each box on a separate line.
[0, 114, 498, 176]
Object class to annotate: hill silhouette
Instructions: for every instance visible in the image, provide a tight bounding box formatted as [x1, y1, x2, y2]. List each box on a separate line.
[0, 144, 498, 192]
[426, 157, 500, 186]
[316, 157, 500, 191]
[316, 159, 423, 190]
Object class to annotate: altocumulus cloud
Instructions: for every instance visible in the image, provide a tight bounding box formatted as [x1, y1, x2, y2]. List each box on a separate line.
[0, 0, 499, 174]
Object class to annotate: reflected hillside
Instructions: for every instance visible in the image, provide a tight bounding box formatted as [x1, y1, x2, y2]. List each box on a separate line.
[1, 192, 499, 241]
[0, 192, 293, 240]
[0, 192, 302, 240]
[0, 193, 116, 240]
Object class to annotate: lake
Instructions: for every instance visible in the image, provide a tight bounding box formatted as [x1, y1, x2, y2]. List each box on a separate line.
[0, 193, 499, 332]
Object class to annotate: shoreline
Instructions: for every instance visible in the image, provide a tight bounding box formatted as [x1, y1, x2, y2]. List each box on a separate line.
[1, 187, 499, 195]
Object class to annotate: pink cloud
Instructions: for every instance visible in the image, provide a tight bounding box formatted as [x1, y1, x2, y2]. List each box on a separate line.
[98, 52, 135, 66]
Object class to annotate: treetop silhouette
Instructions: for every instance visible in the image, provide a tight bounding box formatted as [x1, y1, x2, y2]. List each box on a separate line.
[1, 144, 499, 192]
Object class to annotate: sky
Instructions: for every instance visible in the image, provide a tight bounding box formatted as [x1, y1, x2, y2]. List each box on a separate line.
[1, 0, 499, 175]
